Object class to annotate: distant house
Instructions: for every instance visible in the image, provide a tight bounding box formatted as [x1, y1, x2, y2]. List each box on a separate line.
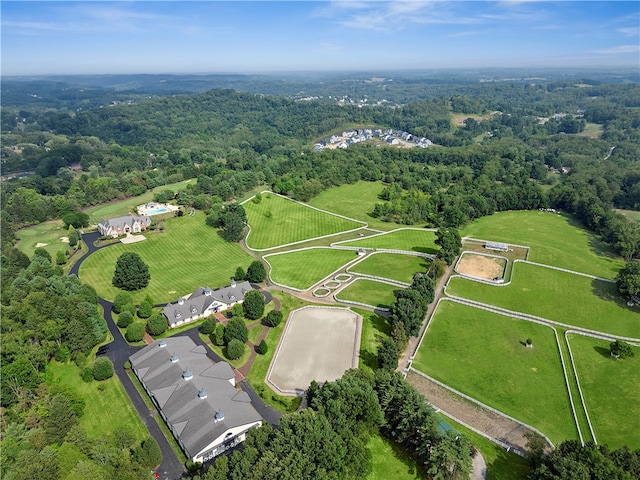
[98, 214, 151, 238]
[163, 280, 253, 328]
[129, 336, 263, 463]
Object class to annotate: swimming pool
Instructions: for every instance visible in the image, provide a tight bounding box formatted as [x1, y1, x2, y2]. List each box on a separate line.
[146, 207, 170, 215]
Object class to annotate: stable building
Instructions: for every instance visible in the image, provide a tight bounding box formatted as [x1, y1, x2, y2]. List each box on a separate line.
[129, 336, 263, 463]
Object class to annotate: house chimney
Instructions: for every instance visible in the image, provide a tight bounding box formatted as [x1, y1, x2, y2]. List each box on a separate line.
[231, 278, 236, 288]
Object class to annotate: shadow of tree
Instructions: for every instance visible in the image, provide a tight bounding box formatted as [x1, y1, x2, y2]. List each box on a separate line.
[593, 345, 612, 359]
[413, 245, 438, 255]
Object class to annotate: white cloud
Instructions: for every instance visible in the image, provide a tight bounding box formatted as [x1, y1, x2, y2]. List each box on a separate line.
[592, 45, 640, 55]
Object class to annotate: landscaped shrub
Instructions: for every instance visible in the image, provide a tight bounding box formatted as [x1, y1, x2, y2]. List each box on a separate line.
[117, 311, 134, 328]
[113, 292, 132, 314]
[243, 290, 265, 320]
[235, 266, 246, 282]
[92, 357, 114, 381]
[256, 339, 268, 355]
[133, 437, 162, 468]
[229, 304, 244, 318]
[213, 324, 225, 346]
[81, 367, 94, 383]
[263, 310, 283, 327]
[56, 250, 67, 265]
[246, 260, 267, 283]
[200, 318, 216, 335]
[224, 318, 248, 345]
[137, 295, 154, 319]
[125, 323, 146, 342]
[227, 339, 245, 360]
[147, 314, 167, 336]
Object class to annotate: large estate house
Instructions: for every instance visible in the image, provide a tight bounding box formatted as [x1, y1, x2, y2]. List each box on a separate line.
[129, 337, 263, 463]
[98, 214, 151, 238]
[163, 280, 253, 328]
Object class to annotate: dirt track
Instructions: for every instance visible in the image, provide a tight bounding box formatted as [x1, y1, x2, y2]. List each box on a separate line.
[457, 254, 505, 280]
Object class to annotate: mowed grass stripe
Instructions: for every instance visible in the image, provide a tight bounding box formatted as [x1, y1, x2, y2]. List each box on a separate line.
[309, 181, 407, 232]
[244, 193, 364, 250]
[349, 253, 429, 284]
[337, 229, 438, 254]
[446, 262, 640, 338]
[462, 210, 622, 279]
[568, 334, 640, 449]
[79, 212, 253, 304]
[337, 279, 400, 309]
[413, 301, 577, 445]
[266, 248, 357, 290]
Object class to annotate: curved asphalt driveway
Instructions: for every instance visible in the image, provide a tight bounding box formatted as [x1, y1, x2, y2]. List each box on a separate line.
[75, 230, 282, 479]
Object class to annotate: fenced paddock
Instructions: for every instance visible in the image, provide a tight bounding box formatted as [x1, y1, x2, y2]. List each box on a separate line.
[267, 307, 361, 395]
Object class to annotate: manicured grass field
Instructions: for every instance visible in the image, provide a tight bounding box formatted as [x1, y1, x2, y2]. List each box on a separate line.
[265, 247, 357, 290]
[78, 212, 254, 304]
[367, 432, 423, 480]
[354, 307, 392, 372]
[84, 178, 196, 223]
[567, 334, 640, 449]
[446, 262, 640, 338]
[47, 360, 148, 442]
[15, 219, 69, 259]
[462, 211, 622, 279]
[244, 193, 365, 250]
[335, 228, 438, 254]
[349, 253, 429, 284]
[308, 181, 407, 231]
[336, 278, 400, 309]
[413, 301, 577, 445]
[440, 415, 529, 480]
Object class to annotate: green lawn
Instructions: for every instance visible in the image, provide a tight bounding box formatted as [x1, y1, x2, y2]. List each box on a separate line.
[614, 208, 640, 223]
[461, 210, 623, 279]
[308, 181, 407, 231]
[335, 228, 438, 254]
[440, 415, 529, 480]
[243, 192, 365, 250]
[265, 247, 357, 290]
[413, 301, 577, 445]
[47, 361, 148, 442]
[84, 178, 196, 223]
[246, 291, 310, 413]
[336, 278, 400, 309]
[367, 432, 423, 480]
[349, 253, 430, 284]
[354, 307, 392, 372]
[568, 334, 640, 449]
[78, 211, 254, 304]
[446, 262, 640, 338]
[15, 219, 70, 259]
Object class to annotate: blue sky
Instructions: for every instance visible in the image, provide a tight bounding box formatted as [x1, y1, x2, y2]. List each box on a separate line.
[2, 1, 639, 75]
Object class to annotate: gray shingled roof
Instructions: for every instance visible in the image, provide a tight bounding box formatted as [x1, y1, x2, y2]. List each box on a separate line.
[163, 281, 253, 324]
[99, 214, 151, 230]
[129, 336, 262, 459]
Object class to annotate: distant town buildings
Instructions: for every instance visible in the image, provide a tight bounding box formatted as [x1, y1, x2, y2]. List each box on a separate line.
[312, 128, 433, 152]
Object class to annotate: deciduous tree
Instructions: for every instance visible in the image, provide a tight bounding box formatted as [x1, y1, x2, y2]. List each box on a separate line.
[112, 252, 150, 291]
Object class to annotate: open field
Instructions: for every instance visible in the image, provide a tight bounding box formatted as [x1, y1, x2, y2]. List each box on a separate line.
[614, 208, 640, 223]
[440, 415, 529, 480]
[336, 278, 400, 309]
[308, 181, 407, 231]
[413, 301, 577, 445]
[47, 360, 148, 442]
[335, 228, 438, 254]
[367, 432, 423, 480]
[15, 219, 70, 259]
[348, 252, 429, 284]
[244, 193, 364, 250]
[568, 334, 640, 449]
[79, 212, 253, 304]
[84, 179, 196, 223]
[265, 247, 356, 290]
[576, 122, 604, 139]
[462, 211, 623, 279]
[267, 307, 360, 393]
[446, 262, 640, 338]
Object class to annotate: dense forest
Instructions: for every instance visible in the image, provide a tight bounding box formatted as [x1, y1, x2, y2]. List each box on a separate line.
[1, 73, 640, 479]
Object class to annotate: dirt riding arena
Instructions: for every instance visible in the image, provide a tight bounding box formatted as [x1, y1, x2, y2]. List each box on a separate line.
[456, 253, 507, 280]
[267, 306, 361, 395]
